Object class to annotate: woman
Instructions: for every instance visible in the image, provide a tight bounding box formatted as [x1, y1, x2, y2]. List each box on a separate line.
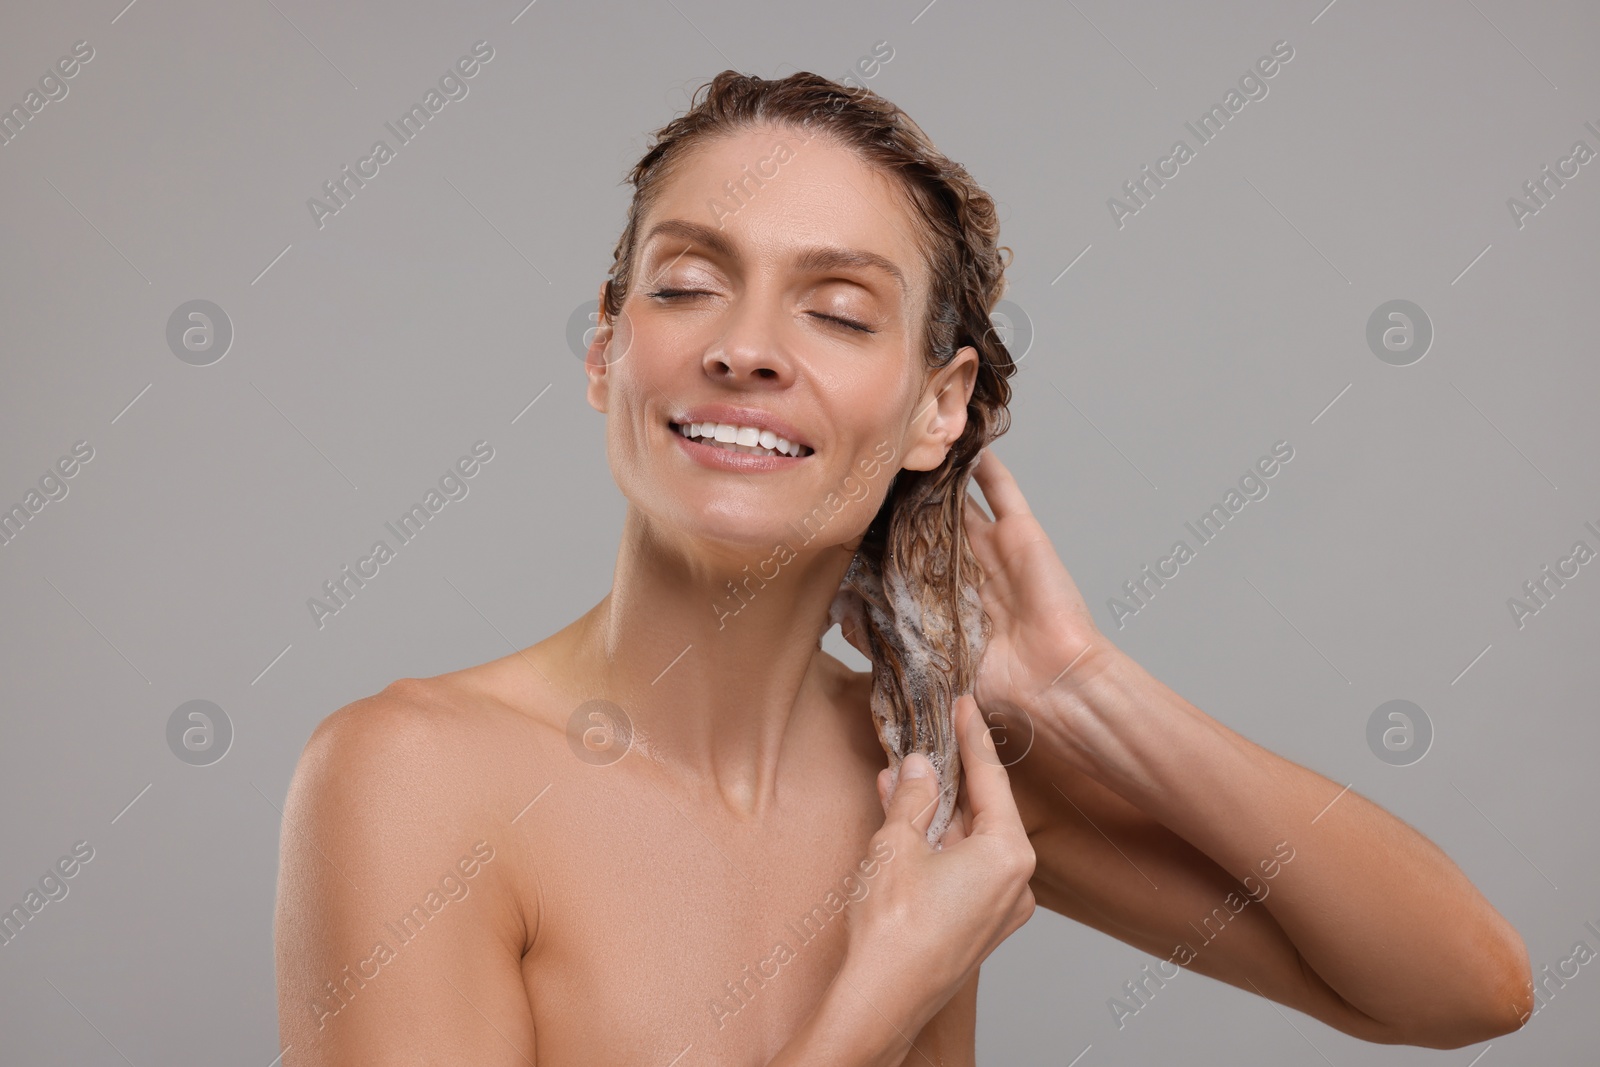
[274, 71, 1532, 1064]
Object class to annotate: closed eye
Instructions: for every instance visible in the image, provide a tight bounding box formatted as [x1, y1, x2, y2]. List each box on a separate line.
[811, 312, 874, 334]
[646, 289, 874, 335]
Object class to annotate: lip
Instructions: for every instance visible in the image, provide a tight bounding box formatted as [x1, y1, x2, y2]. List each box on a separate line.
[669, 404, 815, 453]
[671, 429, 809, 471]
[667, 405, 814, 472]
[665, 404, 819, 470]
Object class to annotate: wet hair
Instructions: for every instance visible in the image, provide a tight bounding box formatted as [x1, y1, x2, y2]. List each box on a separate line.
[601, 71, 1017, 839]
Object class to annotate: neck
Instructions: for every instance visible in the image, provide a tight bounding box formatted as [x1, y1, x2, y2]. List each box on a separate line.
[564, 506, 860, 816]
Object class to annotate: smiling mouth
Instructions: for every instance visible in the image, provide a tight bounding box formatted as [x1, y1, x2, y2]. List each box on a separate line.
[669, 421, 814, 458]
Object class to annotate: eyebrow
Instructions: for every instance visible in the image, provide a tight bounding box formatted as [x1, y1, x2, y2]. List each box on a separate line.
[641, 218, 907, 295]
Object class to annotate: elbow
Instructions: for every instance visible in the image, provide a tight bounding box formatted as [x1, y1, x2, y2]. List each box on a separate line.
[1472, 943, 1535, 1044]
[1399, 926, 1534, 1049]
[1456, 921, 1535, 1046]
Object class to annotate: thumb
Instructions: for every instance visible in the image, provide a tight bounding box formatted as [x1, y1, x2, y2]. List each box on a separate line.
[885, 752, 942, 838]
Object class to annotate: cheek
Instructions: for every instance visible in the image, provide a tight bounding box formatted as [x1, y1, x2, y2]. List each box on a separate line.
[606, 307, 638, 365]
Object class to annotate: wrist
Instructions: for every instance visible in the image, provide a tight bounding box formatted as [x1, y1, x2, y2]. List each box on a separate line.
[1028, 636, 1133, 774]
[770, 960, 925, 1067]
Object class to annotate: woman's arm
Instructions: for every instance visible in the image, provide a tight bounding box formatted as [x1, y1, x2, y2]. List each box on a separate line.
[1015, 642, 1531, 1047]
[955, 448, 1532, 1049]
[771, 694, 1036, 1067]
[274, 686, 538, 1065]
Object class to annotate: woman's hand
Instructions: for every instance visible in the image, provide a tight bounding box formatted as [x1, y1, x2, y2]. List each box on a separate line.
[832, 693, 1036, 1035]
[962, 447, 1102, 723]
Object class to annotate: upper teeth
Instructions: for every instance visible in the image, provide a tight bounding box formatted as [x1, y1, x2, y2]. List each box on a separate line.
[678, 422, 810, 458]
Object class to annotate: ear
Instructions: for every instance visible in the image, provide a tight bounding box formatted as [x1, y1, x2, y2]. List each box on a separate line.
[584, 280, 615, 415]
[900, 345, 979, 472]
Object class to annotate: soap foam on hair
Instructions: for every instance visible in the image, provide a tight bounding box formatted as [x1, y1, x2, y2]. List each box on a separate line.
[830, 537, 989, 845]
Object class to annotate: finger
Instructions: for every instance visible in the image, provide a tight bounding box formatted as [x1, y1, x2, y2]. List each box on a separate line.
[877, 767, 891, 815]
[969, 447, 1032, 522]
[937, 802, 970, 848]
[885, 752, 942, 838]
[952, 694, 1026, 837]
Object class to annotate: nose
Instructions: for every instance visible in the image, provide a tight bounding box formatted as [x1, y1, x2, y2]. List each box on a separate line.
[702, 299, 792, 384]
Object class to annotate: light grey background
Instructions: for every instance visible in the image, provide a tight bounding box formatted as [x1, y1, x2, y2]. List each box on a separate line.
[2, 0, 1597, 1063]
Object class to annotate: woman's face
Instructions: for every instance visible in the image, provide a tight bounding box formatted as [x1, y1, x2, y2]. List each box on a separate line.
[586, 124, 977, 559]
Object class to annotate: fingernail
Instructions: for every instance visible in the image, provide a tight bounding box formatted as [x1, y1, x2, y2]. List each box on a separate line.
[902, 753, 930, 780]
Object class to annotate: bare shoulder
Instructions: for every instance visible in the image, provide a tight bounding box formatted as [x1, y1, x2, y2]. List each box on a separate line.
[276, 672, 551, 1056]
[300, 672, 543, 777]
[280, 670, 555, 943]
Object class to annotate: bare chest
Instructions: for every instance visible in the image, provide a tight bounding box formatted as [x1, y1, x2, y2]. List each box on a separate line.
[516, 763, 896, 1064]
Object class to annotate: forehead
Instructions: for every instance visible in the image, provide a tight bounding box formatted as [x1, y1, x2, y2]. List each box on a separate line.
[641, 125, 929, 296]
